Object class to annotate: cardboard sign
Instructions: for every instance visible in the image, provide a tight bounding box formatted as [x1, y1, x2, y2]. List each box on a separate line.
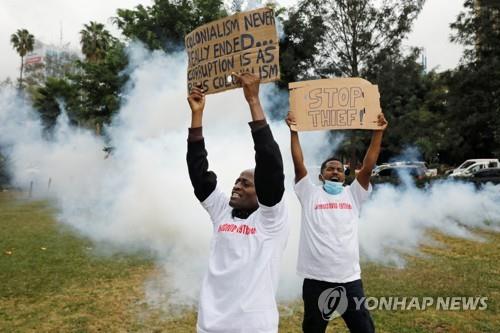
[185, 7, 280, 94]
[289, 78, 383, 131]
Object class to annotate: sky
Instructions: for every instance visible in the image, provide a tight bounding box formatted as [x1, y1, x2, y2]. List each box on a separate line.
[0, 0, 465, 82]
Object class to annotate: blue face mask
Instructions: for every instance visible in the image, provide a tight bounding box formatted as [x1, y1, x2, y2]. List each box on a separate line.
[323, 180, 344, 195]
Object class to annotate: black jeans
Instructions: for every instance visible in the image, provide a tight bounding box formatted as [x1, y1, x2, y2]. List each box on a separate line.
[302, 278, 375, 333]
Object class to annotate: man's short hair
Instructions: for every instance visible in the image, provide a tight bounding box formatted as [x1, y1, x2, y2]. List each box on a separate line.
[320, 156, 343, 173]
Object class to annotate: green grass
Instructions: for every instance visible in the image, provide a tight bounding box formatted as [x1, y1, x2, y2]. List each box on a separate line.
[0, 192, 166, 332]
[1, 191, 499, 332]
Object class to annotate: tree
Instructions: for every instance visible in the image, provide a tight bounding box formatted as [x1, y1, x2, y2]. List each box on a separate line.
[365, 48, 451, 163]
[0, 151, 9, 187]
[315, 0, 425, 78]
[75, 23, 127, 134]
[0, 78, 14, 89]
[32, 77, 79, 134]
[451, 0, 500, 63]
[72, 41, 129, 134]
[279, 0, 425, 166]
[80, 21, 116, 63]
[114, 0, 227, 52]
[10, 29, 35, 88]
[446, 0, 500, 161]
[279, 0, 327, 87]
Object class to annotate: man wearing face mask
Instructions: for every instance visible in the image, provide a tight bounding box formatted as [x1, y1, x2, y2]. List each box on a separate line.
[286, 112, 387, 333]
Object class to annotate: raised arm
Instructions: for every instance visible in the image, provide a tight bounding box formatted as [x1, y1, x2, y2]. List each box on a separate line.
[186, 87, 217, 202]
[356, 113, 388, 190]
[232, 72, 265, 122]
[233, 72, 284, 207]
[286, 112, 308, 183]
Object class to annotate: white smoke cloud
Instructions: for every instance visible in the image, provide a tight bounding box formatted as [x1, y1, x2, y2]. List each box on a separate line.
[360, 180, 500, 266]
[1, 42, 499, 313]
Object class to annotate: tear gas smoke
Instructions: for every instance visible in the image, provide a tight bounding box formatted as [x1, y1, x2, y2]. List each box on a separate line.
[0, 43, 498, 310]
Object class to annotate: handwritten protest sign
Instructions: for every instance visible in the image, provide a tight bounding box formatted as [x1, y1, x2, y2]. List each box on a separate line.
[185, 7, 280, 94]
[289, 78, 383, 131]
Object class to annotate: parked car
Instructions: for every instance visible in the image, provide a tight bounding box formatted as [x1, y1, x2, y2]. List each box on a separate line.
[372, 161, 435, 178]
[409, 161, 438, 177]
[372, 164, 426, 179]
[471, 167, 500, 179]
[448, 159, 499, 178]
[463, 167, 500, 186]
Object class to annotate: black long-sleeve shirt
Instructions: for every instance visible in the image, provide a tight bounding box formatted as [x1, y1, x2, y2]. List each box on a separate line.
[186, 121, 284, 213]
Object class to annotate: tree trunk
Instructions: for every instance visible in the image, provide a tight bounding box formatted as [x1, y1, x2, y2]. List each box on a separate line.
[96, 121, 101, 136]
[349, 61, 359, 169]
[19, 56, 24, 89]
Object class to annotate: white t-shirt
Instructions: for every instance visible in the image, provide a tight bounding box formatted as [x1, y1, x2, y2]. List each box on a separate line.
[197, 187, 289, 333]
[295, 175, 371, 283]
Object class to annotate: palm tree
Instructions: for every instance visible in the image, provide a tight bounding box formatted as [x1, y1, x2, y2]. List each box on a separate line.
[80, 22, 114, 63]
[10, 29, 35, 88]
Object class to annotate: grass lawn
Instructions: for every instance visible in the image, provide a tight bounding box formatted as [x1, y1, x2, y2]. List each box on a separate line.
[1, 191, 498, 332]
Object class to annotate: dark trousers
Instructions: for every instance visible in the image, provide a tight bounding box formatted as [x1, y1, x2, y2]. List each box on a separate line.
[302, 278, 375, 333]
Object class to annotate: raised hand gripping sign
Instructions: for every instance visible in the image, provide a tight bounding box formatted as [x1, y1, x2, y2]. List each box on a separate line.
[289, 78, 383, 131]
[185, 7, 280, 94]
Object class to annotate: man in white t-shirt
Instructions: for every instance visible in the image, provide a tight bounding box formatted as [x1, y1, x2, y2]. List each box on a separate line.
[186, 73, 289, 333]
[286, 113, 387, 333]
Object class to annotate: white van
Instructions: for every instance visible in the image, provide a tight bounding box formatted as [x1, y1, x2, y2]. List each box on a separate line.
[448, 159, 500, 177]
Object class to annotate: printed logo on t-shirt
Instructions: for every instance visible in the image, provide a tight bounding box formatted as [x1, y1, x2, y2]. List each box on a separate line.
[314, 202, 352, 210]
[217, 223, 256, 235]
